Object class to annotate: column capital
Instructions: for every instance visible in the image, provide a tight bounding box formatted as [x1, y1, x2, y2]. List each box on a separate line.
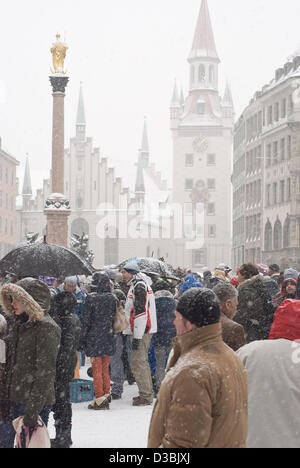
[49, 75, 69, 93]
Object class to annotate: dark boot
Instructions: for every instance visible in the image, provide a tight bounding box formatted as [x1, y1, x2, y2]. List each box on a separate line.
[132, 396, 153, 406]
[88, 396, 110, 410]
[51, 427, 73, 449]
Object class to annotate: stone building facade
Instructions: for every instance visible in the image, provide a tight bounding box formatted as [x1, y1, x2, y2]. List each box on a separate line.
[170, 0, 234, 271]
[0, 138, 19, 258]
[232, 54, 300, 270]
[16, 86, 171, 269]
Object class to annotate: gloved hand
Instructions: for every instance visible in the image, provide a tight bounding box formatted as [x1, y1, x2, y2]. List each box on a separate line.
[132, 338, 141, 351]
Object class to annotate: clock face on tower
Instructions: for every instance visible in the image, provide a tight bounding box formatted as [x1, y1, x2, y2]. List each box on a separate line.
[193, 137, 208, 153]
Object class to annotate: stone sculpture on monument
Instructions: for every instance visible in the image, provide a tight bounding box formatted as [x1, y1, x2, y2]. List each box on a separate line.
[44, 34, 70, 247]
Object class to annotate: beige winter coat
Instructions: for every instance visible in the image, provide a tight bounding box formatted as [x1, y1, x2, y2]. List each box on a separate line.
[148, 322, 248, 448]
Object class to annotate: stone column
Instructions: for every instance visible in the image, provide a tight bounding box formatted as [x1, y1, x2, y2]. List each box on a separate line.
[44, 76, 70, 247]
[44, 194, 71, 246]
[49, 76, 69, 194]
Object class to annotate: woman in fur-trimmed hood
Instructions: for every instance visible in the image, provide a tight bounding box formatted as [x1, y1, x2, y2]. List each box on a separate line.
[0, 278, 61, 448]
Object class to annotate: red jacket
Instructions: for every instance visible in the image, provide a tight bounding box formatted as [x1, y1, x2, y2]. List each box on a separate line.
[269, 299, 300, 341]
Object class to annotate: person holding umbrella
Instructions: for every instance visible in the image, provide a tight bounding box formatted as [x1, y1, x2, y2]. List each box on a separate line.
[0, 278, 61, 448]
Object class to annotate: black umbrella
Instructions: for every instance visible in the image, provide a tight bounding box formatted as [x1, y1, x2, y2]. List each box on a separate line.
[117, 257, 179, 280]
[0, 242, 94, 278]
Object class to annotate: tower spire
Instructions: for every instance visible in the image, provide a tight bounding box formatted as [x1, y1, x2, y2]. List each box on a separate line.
[135, 118, 150, 200]
[76, 82, 86, 140]
[141, 117, 149, 153]
[22, 155, 32, 197]
[189, 0, 219, 62]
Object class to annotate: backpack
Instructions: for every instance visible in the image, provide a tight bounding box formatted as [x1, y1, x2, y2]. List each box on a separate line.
[113, 298, 129, 334]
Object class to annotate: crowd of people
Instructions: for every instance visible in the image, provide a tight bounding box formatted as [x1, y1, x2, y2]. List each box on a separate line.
[0, 259, 300, 448]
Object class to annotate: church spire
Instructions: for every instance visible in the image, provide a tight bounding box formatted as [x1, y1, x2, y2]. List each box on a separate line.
[22, 155, 32, 197]
[76, 82, 86, 141]
[223, 81, 234, 107]
[135, 118, 150, 200]
[141, 117, 149, 154]
[189, 0, 219, 62]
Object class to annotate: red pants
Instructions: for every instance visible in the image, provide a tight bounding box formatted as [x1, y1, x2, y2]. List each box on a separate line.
[92, 357, 111, 398]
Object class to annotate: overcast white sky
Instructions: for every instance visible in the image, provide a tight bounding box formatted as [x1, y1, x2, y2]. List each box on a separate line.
[1, 0, 300, 195]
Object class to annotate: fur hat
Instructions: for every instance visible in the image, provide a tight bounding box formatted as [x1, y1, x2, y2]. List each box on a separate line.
[0, 279, 50, 322]
[176, 287, 220, 328]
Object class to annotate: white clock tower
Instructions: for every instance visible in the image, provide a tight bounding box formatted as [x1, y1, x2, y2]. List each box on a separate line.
[170, 0, 234, 270]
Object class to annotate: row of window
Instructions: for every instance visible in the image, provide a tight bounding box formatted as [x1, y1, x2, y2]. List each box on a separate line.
[265, 96, 293, 126]
[265, 136, 291, 167]
[246, 146, 262, 174]
[233, 186, 245, 210]
[233, 216, 244, 238]
[184, 178, 216, 192]
[184, 223, 216, 238]
[0, 192, 15, 211]
[245, 214, 261, 240]
[245, 180, 262, 208]
[265, 179, 291, 207]
[234, 137, 292, 180]
[0, 216, 14, 236]
[185, 153, 216, 167]
[236, 94, 294, 148]
[0, 164, 14, 187]
[265, 218, 291, 251]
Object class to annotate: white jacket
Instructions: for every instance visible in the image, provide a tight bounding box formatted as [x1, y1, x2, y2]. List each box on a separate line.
[123, 273, 157, 339]
[237, 339, 300, 448]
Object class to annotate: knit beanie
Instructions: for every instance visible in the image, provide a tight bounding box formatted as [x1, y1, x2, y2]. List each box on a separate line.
[284, 268, 299, 280]
[176, 287, 220, 327]
[123, 260, 140, 274]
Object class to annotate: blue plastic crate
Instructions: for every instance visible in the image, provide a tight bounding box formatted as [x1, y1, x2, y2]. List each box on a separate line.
[69, 379, 94, 403]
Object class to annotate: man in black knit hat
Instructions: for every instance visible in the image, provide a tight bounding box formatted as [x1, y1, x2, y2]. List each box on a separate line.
[148, 288, 248, 448]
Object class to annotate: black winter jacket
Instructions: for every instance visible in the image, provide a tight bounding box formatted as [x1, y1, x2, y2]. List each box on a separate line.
[235, 275, 275, 343]
[50, 291, 82, 382]
[81, 292, 117, 357]
[152, 291, 176, 348]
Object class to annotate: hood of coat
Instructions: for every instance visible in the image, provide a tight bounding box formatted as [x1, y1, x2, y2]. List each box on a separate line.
[237, 274, 263, 292]
[0, 279, 50, 322]
[131, 272, 153, 287]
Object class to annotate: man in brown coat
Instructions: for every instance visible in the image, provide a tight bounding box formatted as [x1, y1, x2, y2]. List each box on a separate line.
[148, 288, 248, 449]
[213, 282, 246, 351]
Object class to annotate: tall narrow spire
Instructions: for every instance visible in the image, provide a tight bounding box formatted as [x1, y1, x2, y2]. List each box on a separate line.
[141, 117, 149, 153]
[170, 81, 180, 107]
[76, 82, 86, 140]
[223, 81, 234, 106]
[22, 156, 32, 196]
[135, 119, 150, 198]
[189, 0, 219, 61]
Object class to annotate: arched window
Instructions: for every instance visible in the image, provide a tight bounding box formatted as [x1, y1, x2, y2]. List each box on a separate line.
[273, 219, 283, 250]
[264, 220, 272, 251]
[198, 64, 205, 83]
[283, 217, 291, 248]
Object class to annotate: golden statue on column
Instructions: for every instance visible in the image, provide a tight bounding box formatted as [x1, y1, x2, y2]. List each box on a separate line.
[51, 33, 68, 74]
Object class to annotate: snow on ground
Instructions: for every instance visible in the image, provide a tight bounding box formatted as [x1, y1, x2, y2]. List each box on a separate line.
[48, 363, 154, 448]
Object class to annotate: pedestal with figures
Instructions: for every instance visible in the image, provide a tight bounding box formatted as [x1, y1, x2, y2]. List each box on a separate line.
[44, 35, 70, 246]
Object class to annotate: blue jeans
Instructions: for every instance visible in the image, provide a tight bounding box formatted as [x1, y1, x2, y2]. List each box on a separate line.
[1, 403, 51, 449]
